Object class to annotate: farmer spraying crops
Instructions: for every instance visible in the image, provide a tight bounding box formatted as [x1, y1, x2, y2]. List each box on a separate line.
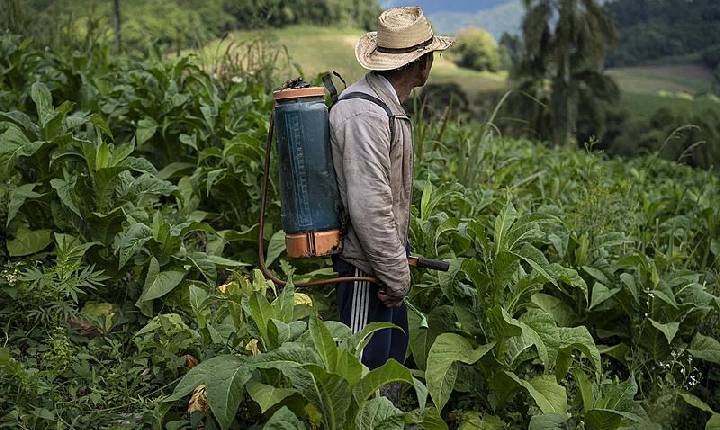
[328, 6, 454, 399]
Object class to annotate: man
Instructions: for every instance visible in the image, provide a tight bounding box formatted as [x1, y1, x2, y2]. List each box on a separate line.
[329, 7, 454, 374]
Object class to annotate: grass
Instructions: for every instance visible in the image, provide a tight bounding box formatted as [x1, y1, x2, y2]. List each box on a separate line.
[620, 92, 720, 119]
[608, 64, 714, 95]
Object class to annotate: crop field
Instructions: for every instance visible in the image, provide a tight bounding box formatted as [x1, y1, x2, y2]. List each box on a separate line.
[2, 34, 720, 430]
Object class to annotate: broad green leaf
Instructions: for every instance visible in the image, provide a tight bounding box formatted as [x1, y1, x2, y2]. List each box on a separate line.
[263, 406, 305, 430]
[571, 368, 593, 412]
[114, 223, 152, 268]
[7, 227, 53, 257]
[493, 200, 517, 255]
[589, 282, 619, 310]
[707, 414, 720, 430]
[585, 409, 641, 430]
[206, 168, 225, 196]
[583, 266, 611, 285]
[528, 413, 568, 430]
[353, 359, 414, 405]
[531, 293, 577, 327]
[7, 183, 43, 227]
[420, 181, 433, 221]
[513, 243, 556, 285]
[164, 354, 250, 430]
[648, 319, 680, 344]
[31, 82, 54, 127]
[679, 392, 716, 414]
[206, 363, 253, 430]
[620, 273, 639, 304]
[179, 133, 198, 151]
[417, 405, 449, 430]
[354, 396, 404, 430]
[136, 117, 157, 146]
[247, 381, 296, 413]
[590, 377, 638, 415]
[157, 161, 195, 180]
[249, 290, 275, 348]
[505, 372, 567, 414]
[266, 230, 286, 267]
[137, 269, 186, 303]
[50, 172, 81, 217]
[688, 333, 720, 365]
[521, 309, 601, 373]
[458, 412, 505, 430]
[349, 322, 400, 357]
[425, 333, 495, 411]
[272, 282, 296, 323]
[0, 124, 44, 167]
[306, 365, 351, 430]
[506, 316, 550, 369]
[165, 355, 244, 401]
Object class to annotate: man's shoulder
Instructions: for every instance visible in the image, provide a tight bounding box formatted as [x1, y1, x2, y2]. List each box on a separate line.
[330, 80, 391, 125]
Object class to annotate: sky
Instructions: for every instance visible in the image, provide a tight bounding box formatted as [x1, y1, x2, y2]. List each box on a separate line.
[379, 0, 511, 14]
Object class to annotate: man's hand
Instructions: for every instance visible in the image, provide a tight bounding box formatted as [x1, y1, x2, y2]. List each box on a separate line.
[378, 289, 404, 308]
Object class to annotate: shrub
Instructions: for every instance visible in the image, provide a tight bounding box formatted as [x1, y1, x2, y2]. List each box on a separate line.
[451, 27, 501, 72]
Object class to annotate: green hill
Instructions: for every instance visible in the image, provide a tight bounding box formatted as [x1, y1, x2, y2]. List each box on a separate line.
[193, 26, 508, 94]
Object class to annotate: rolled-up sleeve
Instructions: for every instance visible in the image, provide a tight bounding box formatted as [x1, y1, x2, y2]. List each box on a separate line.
[337, 112, 410, 297]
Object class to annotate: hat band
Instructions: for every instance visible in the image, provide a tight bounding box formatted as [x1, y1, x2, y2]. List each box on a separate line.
[376, 36, 434, 54]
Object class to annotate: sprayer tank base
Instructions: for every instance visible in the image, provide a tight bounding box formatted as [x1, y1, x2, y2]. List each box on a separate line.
[286, 229, 342, 258]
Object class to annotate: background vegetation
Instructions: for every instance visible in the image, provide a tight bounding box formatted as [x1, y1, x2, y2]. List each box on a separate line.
[1, 0, 719, 429]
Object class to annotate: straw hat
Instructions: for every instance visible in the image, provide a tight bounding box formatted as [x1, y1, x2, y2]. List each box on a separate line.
[355, 7, 455, 71]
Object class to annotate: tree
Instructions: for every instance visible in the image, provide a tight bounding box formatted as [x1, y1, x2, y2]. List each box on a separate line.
[499, 32, 522, 71]
[512, 0, 619, 148]
[452, 27, 501, 72]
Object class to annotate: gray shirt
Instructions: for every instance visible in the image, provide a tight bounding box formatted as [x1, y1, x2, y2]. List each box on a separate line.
[329, 72, 413, 297]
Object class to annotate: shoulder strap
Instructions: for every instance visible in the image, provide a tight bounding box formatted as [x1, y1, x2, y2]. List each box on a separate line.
[321, 71, 346, 105]
[337, 92, 396, 144]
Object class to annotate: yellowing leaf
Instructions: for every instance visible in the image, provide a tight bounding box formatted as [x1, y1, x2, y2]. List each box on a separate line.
[188, 385, 208, 413]
[245, 339, 260, 356]
[294, 293, 313, 306]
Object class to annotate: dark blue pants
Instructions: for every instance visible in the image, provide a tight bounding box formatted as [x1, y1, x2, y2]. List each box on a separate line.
[334, 257, 408, 369]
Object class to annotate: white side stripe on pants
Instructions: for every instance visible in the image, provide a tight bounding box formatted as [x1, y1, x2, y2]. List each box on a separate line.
[350, 268, 370, 333]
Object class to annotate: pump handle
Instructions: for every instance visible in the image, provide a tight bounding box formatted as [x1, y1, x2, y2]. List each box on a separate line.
[408, 256, 450, 272]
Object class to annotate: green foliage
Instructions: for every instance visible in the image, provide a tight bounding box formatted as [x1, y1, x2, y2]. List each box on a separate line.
[1, 34, 719, 429]
[451, 28, 502, 72]
[4, 0, 381, 55]
[606, 0, 720, 67]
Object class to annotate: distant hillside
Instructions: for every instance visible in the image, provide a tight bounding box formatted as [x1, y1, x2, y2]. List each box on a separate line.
[605, 0, 720, 67]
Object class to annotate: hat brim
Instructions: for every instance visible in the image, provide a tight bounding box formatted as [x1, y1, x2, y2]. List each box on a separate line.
[355, 32, 455, 71]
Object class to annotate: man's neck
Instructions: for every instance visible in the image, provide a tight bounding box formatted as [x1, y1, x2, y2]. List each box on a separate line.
[383, 73, 415, 103]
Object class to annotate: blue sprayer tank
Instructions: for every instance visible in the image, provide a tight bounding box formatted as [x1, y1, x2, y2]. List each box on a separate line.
[272, 86, 342, 258]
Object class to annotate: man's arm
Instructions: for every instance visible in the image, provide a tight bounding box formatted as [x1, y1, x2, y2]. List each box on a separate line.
[338, 112, 410, 302]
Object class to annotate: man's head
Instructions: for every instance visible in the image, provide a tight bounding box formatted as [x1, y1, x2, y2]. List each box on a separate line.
[378, 52, 434, 89]
[355, 7, 453, 79]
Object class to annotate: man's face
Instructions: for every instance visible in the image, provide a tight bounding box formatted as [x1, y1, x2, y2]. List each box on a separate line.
[418, 53, 434, 87]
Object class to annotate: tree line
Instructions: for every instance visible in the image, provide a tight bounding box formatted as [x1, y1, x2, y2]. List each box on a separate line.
[0, 0, 381, 54]
[605, 0, 720, 66]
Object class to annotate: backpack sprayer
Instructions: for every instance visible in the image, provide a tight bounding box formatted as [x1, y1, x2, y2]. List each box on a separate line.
[258, 78, 449, 288]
